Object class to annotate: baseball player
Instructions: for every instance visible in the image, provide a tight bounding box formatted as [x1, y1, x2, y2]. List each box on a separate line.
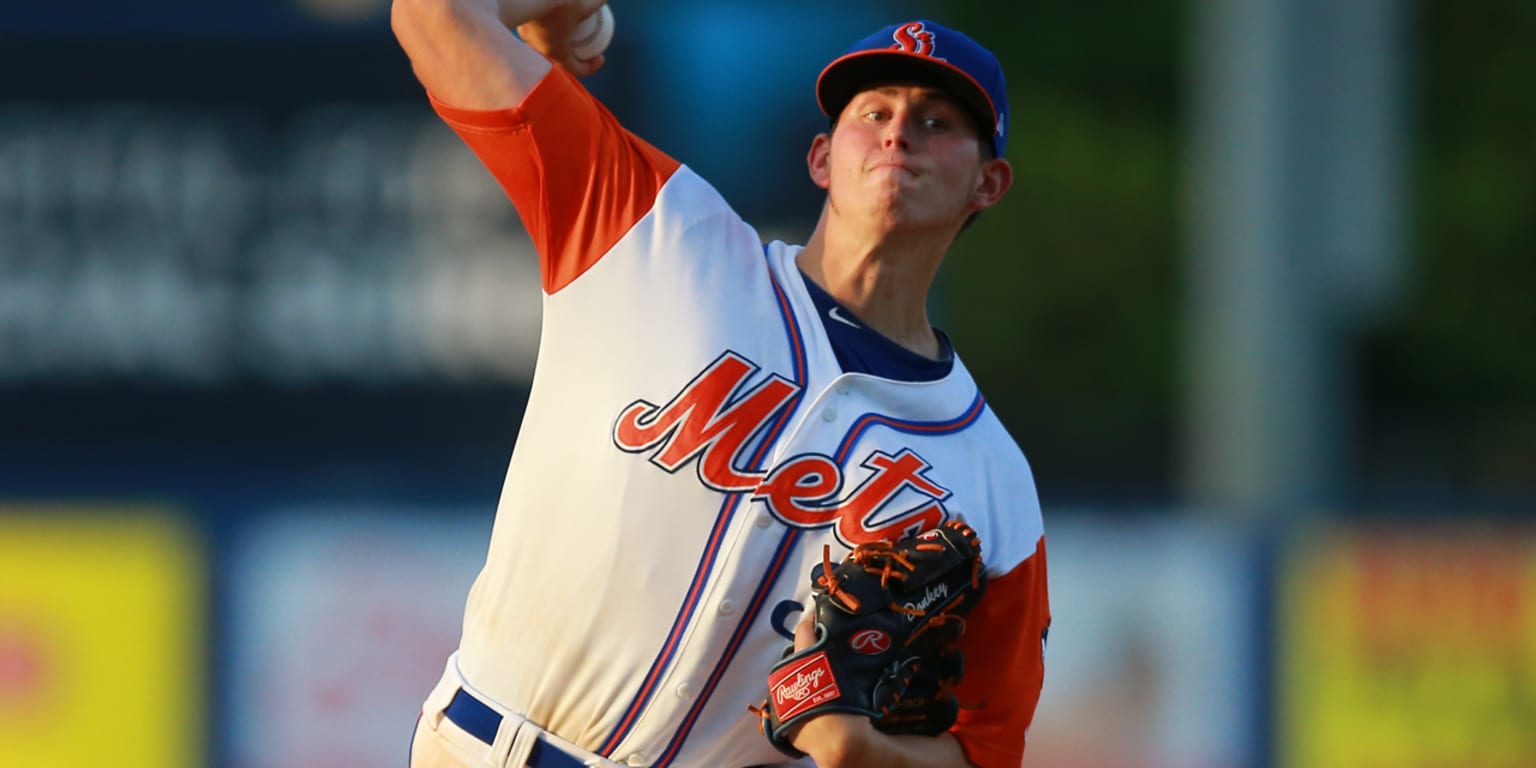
[393, 1, 1051, 766]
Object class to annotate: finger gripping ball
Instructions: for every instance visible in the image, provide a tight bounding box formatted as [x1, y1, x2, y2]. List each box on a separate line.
[571, 5, 614, 61]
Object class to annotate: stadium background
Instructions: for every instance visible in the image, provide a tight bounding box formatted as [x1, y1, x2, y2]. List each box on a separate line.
[1, 0, 1532, 765]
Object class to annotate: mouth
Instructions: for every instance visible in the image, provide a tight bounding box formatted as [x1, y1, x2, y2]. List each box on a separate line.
[866, 160, 918, 177]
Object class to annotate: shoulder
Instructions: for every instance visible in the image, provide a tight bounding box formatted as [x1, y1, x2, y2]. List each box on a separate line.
[945, 367, 1044, 573]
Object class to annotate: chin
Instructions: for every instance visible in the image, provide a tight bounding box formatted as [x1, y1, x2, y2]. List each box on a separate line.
[865, 190, 918, 221]
[867, 208, 940, 232]
[841, 189, 942, 230]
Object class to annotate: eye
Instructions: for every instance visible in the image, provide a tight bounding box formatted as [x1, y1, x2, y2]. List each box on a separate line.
[922, 116, 949, 130]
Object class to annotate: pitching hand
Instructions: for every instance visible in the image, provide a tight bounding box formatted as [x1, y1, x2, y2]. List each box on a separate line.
[513, 0, 610, 77]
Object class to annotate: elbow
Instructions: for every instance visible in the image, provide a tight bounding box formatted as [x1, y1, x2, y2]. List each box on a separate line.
[390, 0, 428, 39]
[390, 0, 456, 48]
[390, 0, 476, 74]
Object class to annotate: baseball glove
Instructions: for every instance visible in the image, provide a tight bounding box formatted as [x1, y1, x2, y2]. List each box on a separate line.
[752, 520, 988, 757]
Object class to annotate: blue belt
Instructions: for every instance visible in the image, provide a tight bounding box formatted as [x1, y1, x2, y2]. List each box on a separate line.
[443, 688, 589, 768]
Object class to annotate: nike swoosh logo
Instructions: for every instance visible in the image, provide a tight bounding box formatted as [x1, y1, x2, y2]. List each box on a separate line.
[828, 306, 861, 329]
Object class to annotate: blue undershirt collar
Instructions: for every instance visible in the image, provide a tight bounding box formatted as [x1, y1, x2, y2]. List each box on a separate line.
[798, 270, 954, 383]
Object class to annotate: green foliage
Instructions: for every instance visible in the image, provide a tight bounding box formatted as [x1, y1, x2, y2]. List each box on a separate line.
[925, 0, 1535, 499]
[1365, 0, 1536, 404]
[936, 2, 1184, 494]
[1357, 0, 1536, 497]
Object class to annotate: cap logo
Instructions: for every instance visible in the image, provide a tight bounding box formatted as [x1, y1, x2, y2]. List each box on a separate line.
[891, 21, 936, 57]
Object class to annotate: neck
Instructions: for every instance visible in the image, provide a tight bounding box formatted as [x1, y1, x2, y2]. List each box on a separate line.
[796, 210, 954, 360]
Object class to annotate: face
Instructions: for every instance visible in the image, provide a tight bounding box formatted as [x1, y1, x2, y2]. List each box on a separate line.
[809, 83, 1009, 232]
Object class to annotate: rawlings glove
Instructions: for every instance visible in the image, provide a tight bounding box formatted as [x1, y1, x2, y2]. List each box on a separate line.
[875, 642, 965, 735]
[752, 520, 987, 757]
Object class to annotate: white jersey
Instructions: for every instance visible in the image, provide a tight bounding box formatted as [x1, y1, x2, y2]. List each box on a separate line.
[429, 66, 1051, 768]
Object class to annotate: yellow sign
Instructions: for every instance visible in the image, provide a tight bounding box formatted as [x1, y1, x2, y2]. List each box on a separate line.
[1281, 526, 1536, 768]
[0, 508, 203, 768]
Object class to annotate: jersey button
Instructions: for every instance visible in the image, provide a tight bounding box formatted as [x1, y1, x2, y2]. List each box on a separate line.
[676, 682, 694, 698]
[626, 754, 647, 767]
[755, 514, 773, 529]
[836, 381, 851, 395]
[718, 599, 736, 616]
[821, 408, 837, 422]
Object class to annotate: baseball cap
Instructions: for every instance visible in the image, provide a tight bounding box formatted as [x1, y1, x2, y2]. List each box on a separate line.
[817, 20, 1009, 157]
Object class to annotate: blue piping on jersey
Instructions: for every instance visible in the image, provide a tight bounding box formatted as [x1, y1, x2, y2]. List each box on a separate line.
[598, 248, 809, 756]
[838, 391, 988, 460]
[655, 525, 804, 767]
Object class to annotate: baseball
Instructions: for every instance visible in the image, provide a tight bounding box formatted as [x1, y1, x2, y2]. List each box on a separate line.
[570, 5, 614, 61]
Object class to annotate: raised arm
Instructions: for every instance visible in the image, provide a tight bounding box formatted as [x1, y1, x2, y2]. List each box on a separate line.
[390, 0, 610, 109]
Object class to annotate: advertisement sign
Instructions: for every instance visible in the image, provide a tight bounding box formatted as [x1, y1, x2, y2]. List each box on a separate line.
[227, 508, 490, 768]
[1281, 525, 1536, 767]
[0, 508, 202, 768]
[0, 104, 541, 388]
[1023, 516, 1258, 768]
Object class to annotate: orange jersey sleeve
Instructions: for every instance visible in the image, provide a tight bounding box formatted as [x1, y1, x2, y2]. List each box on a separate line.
[951, 536, 1051, 768]
[429, 65, 682, 295]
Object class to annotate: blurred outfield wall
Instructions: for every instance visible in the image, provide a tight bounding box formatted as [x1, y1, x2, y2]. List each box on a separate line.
[5, 503, 1535, 767]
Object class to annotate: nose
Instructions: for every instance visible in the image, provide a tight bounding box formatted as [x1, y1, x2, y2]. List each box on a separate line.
[881, 111, 913, 150]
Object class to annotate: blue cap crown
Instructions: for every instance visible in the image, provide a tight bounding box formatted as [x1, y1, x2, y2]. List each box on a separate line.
[817, 20, 1009, 157]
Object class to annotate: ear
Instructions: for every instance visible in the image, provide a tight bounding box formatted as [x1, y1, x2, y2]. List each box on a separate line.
[968, 157, 1013, 212]
[806, 132, 832, 190]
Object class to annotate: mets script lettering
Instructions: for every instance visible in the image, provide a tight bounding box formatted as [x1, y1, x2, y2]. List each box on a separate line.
[613, 351, 951, 546]
[612, 352, 797, 491]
